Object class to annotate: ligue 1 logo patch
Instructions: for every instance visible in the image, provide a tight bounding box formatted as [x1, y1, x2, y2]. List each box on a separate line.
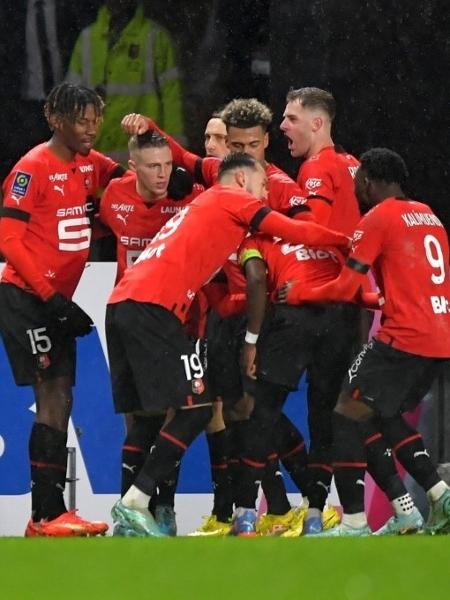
[192, 378, 205, 395]
[11, 171, 32, 198]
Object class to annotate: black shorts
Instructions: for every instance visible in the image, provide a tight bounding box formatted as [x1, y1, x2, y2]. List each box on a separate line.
[0, 283, 76, 386]
[257, 303, 359, 394]
[206, 310, 254, 403]
[106, 301, 209, 414]
[342, 338, 447, 418]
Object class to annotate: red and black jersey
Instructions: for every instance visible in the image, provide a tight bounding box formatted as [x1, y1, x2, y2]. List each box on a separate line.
[108, 185, 269, 322]
[298, 145, 360, 235]
[239, 234, 342, 300]
[349, 197, 450, 357]
[1, 143, 119, 299]
[99, 171, 202, 283]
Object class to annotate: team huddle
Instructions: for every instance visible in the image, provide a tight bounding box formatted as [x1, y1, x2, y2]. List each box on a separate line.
[1, 82, 450, 538]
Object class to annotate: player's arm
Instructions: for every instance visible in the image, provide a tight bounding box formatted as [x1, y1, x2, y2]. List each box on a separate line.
[254, 208, 351, 250]
[239, 245, 268, 379]
[0, 213, 55, 299]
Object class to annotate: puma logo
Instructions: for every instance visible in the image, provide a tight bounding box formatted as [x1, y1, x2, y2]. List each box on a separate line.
[117, 214, 129, 225]
[54, 185, 64, 196]
[122, 463, 136, 474]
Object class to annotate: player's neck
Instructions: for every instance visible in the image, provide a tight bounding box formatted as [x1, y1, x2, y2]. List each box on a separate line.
[47, 138, 76, 163]
[306, 135, 333, 159]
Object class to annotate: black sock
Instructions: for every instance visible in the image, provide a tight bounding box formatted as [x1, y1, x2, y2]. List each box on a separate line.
[29, 423, 68, 522]
[382, 416, 440, 492]
[361, 419, 407, 501]
[156, 462, 181, 509]
[135, 406, 212, 496]
[332, 413, 367, 514]
[275, 413, 309, 496]
[121, 414, 165, 496]
[207, 429, 233, 522]
[262, 454, 291, 515]
[227, 420, 250, 508]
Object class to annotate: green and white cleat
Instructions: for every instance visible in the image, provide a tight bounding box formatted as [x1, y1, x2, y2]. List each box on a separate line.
[111, 500, 166, 537]
[373, 508, 424, 535]
[112, 523, 141, 537]
[155, 505, 177, 537]
[425, 488, 450, 535]
[306, 522, 371, 537]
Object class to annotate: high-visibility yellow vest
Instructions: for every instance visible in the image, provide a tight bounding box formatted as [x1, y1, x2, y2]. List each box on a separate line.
[66, 4, 184, 164]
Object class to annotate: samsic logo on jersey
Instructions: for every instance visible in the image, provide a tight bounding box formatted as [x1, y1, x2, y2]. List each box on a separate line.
[305, 177, 322, 191]
[111, 203, 135, 213]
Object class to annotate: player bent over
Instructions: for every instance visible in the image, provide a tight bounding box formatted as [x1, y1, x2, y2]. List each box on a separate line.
[106, 153, 350, 536]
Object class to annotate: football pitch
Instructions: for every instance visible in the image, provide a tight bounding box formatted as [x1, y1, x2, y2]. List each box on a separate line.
[0, 536, 448, 599]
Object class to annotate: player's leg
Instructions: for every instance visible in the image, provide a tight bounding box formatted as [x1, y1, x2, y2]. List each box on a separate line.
[0, 284, 106, 537]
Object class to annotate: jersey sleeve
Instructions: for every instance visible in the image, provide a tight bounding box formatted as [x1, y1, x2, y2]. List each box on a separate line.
[298, 161, 335, 226]
[268, 172, 311, 218]
[347, 207, 387, 273]
[2, 158, 41, 215]
[92, 151, 124, 189]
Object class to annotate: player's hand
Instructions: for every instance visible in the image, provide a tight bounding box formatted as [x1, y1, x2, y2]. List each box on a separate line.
[46, 293, 94, 337]
[241, 342, 257, 380]
[277, 280, 296, 303]
[121, 113, 150, 135]
[167, 166, 194, 200]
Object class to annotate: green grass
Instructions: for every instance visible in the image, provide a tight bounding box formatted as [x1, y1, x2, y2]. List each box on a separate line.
[0, 536, 448, 599]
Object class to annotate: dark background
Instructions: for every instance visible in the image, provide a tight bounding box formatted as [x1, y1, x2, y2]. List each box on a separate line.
[1, 0, 449, 227]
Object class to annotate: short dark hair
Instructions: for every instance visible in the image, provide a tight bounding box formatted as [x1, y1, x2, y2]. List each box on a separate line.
[359, 148, 409, 187]
[217, 152, 260, 179]
[128, 130, 169, 153]
[220, 98, 273, 131]
[44, 82, 104, 122]
[286, 87, 336, 121]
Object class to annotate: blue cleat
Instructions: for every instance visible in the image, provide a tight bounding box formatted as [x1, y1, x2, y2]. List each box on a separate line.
[155, 505, 177, 537]
[112, 523, 140, 537]
[111, 500, 166, 538]
[306, 522, 371, 537]
[425, 488, 450, 535]
[303, 515, 323, 535]
[373, 508, 424, 535]
[230, 509, 257, 537]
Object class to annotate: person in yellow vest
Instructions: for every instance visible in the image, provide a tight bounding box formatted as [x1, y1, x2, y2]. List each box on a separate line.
[66, 0, 184, 165]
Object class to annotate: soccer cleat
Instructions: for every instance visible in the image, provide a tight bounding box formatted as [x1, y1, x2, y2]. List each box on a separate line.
[111, 500, 166, 537]
[230, 509, 257, 537]
[303, 515, 323, 535]
[425, 488, 450, 535]
[24, 511, 106, 537]
[322, 505, 341, 530]
[306, 522, 371, 537]
[113, 523, 140, 537]
[280, 503, 308, 537]
[256, 508, 295, 536]
[154, 505, 177, 537]
[373, 508, 424, 535]
[187, 515, 232, 537]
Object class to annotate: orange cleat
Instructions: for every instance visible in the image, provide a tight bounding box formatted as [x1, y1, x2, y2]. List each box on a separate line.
[24, 511, 108, 537]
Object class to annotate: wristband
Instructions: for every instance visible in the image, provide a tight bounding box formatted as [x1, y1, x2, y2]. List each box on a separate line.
[245, 330, 259, 344]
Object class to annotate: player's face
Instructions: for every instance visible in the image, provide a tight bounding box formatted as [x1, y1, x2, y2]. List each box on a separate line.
[130, 145, 173, 200]
[204, 118, 229, 158]
[57, 104, 102, 156]
[227, 125, 268, 163]
[354, 167, 373, 214]
[244, 164, 268, 201]
[280, 100, 315, 158]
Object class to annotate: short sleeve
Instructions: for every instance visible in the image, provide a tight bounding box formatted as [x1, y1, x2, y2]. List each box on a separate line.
[348, 206, 387, 270]
[298, 160, 335, 203]
[1, 157, 41, 216]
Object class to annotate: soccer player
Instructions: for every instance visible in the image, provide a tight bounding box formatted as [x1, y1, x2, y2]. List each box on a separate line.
[204, 113, 229, 159]
[282, 148, 450, 535]
[235, 234, 358, 536]
[106, 152, 351, 537]
[0, 82, 125, 537]
[99, 130, 203, 535]
[280, 86, 360, 235]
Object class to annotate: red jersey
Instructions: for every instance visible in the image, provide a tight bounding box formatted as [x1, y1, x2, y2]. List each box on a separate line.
[1, 143, 118, 298]
[349, 197, 450, 357]
[239, 235, 341, 300]
[99, 171, 202, 282]
[108, 185, 269, 322]
[298, 145, 360, 235]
